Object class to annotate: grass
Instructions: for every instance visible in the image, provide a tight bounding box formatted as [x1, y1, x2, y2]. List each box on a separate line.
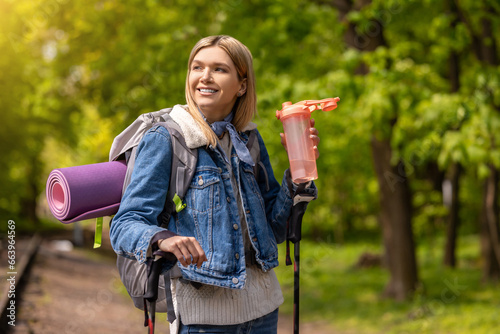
[274, 233, 500, 334]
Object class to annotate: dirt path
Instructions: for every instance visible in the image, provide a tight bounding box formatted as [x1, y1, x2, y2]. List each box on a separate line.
[11, 238, 334, 333]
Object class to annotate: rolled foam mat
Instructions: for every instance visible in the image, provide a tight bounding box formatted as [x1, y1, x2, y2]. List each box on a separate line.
[46, 161, 127, 223]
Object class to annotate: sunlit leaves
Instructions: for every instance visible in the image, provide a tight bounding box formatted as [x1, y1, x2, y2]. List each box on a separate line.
[1, 0, 499, 236]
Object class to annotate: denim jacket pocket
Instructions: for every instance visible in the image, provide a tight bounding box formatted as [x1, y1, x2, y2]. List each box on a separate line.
[186, 167, 221, 213]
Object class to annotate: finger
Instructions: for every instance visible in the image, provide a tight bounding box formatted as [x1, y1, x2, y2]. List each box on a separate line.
[313, 145, 320, 160]
[190, 241, 207, 268]
[176, 242, 194, 266]
[309, 118, 316, 127]
[158, 237, 190, 266]
[184, 237, 203, 267]
[310, 136, 320, 151]
[193, 239, 208, 266]
[162, 236, 206, 267]
[309, 127, 319, 137]
[280, 133, 287, 151]
[168, 244, 189, 267]
[171, 237, 196, 266]
[179, 237, 207, 268]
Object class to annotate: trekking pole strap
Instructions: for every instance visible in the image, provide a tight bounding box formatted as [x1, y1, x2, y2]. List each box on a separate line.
[164, 274, 177, 323]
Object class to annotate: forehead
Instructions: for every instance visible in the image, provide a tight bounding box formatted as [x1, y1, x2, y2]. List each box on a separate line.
[192, 46, 234, 66]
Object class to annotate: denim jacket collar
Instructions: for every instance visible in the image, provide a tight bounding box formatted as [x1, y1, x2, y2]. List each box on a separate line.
[169, 105, 257, 149]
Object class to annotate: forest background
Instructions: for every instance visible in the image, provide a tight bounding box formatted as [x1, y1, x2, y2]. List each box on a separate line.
[1, 0, 500, 333]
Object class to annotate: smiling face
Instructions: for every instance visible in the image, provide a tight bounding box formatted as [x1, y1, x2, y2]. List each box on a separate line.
[188, 46, 247, 123]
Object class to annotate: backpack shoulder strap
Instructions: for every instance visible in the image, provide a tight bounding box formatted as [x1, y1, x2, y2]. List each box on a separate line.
[246, 129, 270, 191]
[247, 129, 260, 168]
[155, 115, 198, 226]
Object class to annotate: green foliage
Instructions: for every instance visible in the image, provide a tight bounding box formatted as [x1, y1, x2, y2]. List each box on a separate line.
[1, 0, 499, 271]
[0, 0, 51, 224]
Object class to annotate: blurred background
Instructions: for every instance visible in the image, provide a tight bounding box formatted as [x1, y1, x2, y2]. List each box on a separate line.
[1, 0, 500, 333]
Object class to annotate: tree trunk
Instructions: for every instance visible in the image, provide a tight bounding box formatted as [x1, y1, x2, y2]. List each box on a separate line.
[371, 135, 418, 300]
[477, 4, 500, 282]
[442, 46, 461, 267]
[444, 163, 462, 267]
[455, 0, 499, 281]
[22, 154, 41, 226]
[426, 162, 445, 192]
[327, 0, 419, 299]
[479, 7, 500, 282]
[447, 0, 461, 93]
[480, 165, 500, 281]
[443, 0, 461, 266]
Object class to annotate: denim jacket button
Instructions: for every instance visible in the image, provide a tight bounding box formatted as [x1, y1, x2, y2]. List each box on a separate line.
[233, 223, 239, 230]
[198, 176, 204, 186]
[235, 253, 240, 260]
[232, 277, 239, 284]
[226, 197, 231, 203]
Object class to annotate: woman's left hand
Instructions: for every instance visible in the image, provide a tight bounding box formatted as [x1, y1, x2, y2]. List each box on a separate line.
[280, 118, 320, 159]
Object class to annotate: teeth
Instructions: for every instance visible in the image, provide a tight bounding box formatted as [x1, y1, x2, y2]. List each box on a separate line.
[199, 89, 217, 93]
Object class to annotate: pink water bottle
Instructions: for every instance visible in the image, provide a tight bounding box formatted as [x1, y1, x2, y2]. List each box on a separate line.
[276, 97, 340, 183]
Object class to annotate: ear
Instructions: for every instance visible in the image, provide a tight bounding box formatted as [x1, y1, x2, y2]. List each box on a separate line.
[238, 78, 247, 96]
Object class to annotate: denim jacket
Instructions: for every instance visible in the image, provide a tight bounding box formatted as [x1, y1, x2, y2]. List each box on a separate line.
[110, 106, 316, 289]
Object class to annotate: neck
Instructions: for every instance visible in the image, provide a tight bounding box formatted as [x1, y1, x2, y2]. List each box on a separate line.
[198, 107, 234, 124]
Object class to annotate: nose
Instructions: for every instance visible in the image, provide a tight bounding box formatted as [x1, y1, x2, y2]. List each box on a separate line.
[201, 68, 212, 82]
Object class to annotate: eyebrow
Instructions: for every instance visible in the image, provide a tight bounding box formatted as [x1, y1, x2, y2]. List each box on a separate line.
[191, 59, 231, 68]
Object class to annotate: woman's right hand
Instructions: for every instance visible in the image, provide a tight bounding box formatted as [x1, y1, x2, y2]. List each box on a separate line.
[158, 236, 207, 268]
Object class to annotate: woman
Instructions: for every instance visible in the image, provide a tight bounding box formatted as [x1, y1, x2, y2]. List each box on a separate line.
[110, 35, 319, 333]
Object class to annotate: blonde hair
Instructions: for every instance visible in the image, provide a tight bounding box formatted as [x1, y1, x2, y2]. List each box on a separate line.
[185, 35, 257, 147]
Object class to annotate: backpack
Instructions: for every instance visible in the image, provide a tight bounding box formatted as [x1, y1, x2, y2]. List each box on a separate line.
[109, 105, 262, 330]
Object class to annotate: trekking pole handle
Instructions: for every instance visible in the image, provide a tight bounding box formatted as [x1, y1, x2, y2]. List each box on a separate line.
[288, 201, 309, 244]
[144, 256, 164, 301]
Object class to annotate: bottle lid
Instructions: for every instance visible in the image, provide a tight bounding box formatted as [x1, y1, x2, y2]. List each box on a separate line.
[276, 97, 340, 120]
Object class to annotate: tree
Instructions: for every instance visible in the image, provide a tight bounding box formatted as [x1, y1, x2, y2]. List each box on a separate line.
[460, 0, 500, 281]
[440, 0, 462, 268]
[318, 0, 420, 300]
[0, 0, 50, 227]
[440, 0, 500, 281]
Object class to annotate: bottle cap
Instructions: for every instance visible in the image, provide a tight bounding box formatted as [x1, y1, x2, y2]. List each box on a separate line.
[276, 97, 340, 120]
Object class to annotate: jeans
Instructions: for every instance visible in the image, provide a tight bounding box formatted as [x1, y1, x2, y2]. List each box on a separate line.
[178, 308, 279, 334]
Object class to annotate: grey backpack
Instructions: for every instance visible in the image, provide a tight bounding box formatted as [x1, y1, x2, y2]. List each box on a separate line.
[109, 107, 196, 320]
[109, 106, 262, 327]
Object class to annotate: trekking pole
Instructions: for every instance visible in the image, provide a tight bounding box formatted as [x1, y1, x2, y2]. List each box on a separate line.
[293, 239, 301, 334]
[144, 256, 164, 334]
[278, 98, 338, 333]
[287, 199, 312, 334]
